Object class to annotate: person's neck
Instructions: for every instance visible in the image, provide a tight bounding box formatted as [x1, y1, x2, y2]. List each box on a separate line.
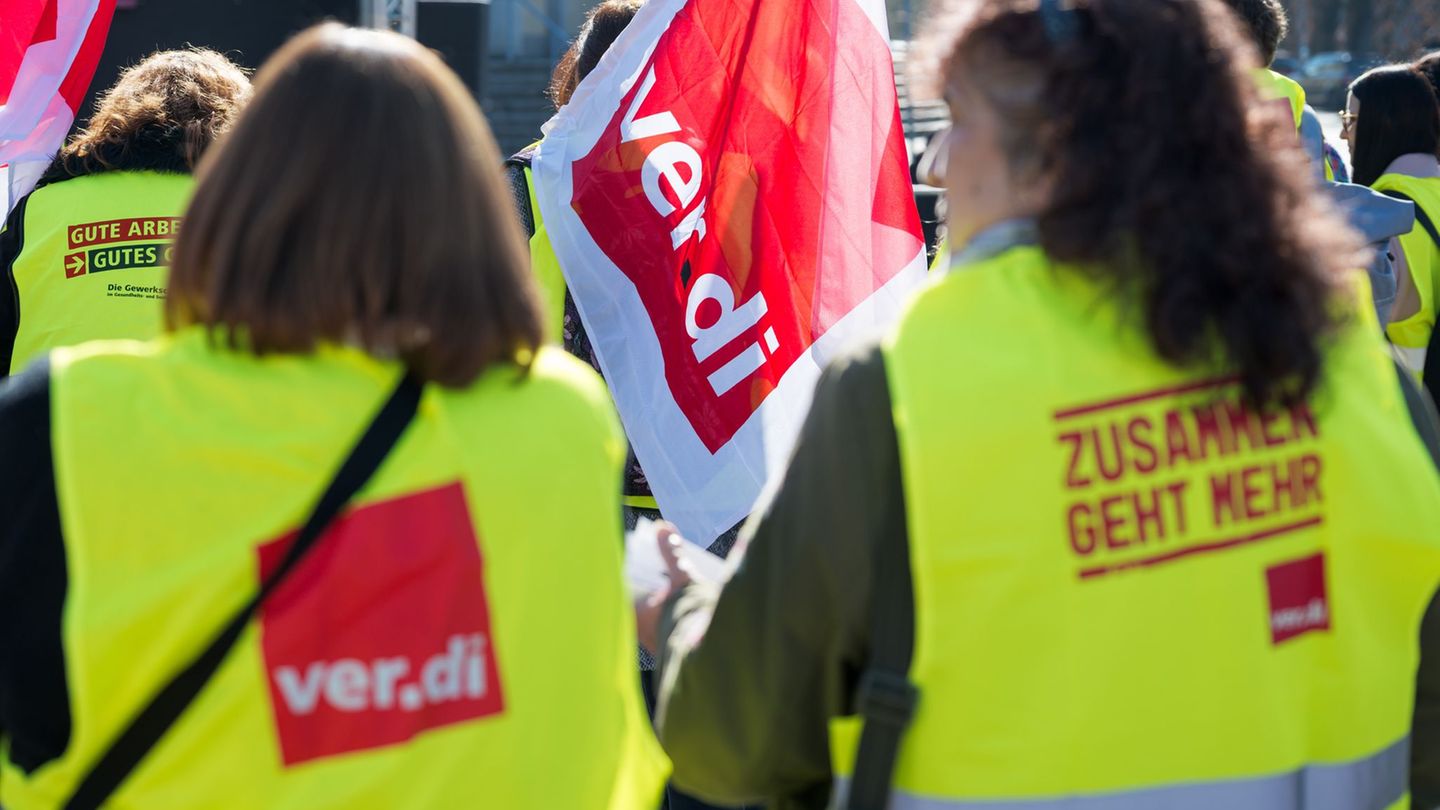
[949, 218, 1039, 269]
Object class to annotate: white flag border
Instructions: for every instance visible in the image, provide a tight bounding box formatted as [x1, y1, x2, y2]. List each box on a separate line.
[0, 0, 104, 140]
[1, 0, 107, 214]
[533, 0, 924, 545]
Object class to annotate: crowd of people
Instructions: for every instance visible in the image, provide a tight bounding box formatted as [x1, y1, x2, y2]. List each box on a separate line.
[0, 0, 1439, 808]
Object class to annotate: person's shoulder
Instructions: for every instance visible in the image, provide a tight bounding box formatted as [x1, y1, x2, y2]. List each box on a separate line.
[528, 344, 607, 391]
[51, 337, 172, 372]
[505, 140, 542, 169]
[1373, 163, 1440, 193]
[447, 347, 623, 454]
[467, 346, 616, 423]
[817, 334, 891, 410]
[824, 334, 887, 383]
[44, 338, 184, 404]
[47, 168, 193, 190]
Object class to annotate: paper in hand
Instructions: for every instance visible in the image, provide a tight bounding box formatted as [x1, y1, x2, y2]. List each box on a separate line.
[625, 517, 726, 597]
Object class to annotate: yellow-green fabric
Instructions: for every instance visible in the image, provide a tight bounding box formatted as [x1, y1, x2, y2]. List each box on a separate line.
[522, 161, 658, 513]
[524, 164, 569, 343]
[0, 331, 668, 810]
[1378, 174, 1440, 375]
[834, 245, 1440, 808]
[8, 171, 191, 372]
[1254, 68, 1306, 130]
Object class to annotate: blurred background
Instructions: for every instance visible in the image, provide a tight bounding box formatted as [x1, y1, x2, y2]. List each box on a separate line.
[88, 0, 1436, 190]
[89, 0, 950, 158]
[1268, 0, 1440, 112]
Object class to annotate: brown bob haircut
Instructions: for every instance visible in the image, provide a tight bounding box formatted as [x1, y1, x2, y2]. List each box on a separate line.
[48, 48, 250, 180]
[167, 24, 543, 387]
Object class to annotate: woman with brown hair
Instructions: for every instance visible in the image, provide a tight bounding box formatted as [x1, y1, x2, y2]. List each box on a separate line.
[636, 1, 1440, 808]
[0, 48, 251, 377]
[0, 24, 665, 810]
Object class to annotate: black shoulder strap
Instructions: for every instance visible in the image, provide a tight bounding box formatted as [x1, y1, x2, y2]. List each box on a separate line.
[1384, 189, 1440, 248]
[0, 192, 31, 378]
[1380, 190, 1440, 399]
[505, 147, 536, 241]
[844, 531, 918, 810]
[1397, 360, 1440, 472]
[64, 373, 424, 810]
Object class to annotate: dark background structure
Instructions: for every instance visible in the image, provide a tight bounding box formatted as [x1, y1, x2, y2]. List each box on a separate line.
[1280, 0, 1439, 60]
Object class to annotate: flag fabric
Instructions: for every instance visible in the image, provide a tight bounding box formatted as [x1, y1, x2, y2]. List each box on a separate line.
[1, 0, 117, 215]
[532, 0, 927, 545]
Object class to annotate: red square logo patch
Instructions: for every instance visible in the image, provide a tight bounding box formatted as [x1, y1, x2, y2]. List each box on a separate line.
[257, 481, 504, 766]
[1265, 552, 1331, 645]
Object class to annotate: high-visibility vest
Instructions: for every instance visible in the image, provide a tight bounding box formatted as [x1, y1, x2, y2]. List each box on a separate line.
[1254, 68, 1306, 130]
[1378, 173, 1440, 377]
[0, 330, 668, 810]
[522, 162, 569, 345]
[832, 244, 1440, 809]
[4, 171, 191, 374]
[521, 159, 660, 512]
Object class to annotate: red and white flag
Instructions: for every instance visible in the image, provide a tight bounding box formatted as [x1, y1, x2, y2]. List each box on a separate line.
[533, 0, 927, 544]
[1, 0, 116, 215]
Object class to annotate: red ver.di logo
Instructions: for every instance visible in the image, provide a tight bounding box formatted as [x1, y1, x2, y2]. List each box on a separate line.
[257, 482, 504, 766]
[1265, 552, 1331, 645]
[569, 0, 922, 452]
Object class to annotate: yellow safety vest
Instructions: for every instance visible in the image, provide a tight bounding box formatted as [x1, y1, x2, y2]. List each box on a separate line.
[833, 244, 1440, 809]
[1254, 68, 1306, 130]
[521, 159, 660, 511]
[5, 171, 191, 373]
[0, 330, 668, 810]
[522, 161, 570, 345]
[1378, 173, 1440, 376]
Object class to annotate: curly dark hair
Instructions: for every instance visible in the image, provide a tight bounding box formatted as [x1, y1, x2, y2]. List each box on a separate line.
[43, 48, 250, 184]
[1217, 0, 1289, 66]
[928, 0, 1360, 409]
[547, 0, 644, 109]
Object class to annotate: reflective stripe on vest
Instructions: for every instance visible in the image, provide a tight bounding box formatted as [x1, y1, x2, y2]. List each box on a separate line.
[0, 332, 669, 810]
[524, 163, 570, 343]
[1377, 173, 1440, 373]
[839, 735, 1407, 810]
[9, 171, 192, 372]
[840, 243, 1440, 808]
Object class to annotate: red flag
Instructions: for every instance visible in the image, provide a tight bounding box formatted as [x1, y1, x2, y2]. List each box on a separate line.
[1, 0, 117, 213]
[534, 0, 926, 543]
